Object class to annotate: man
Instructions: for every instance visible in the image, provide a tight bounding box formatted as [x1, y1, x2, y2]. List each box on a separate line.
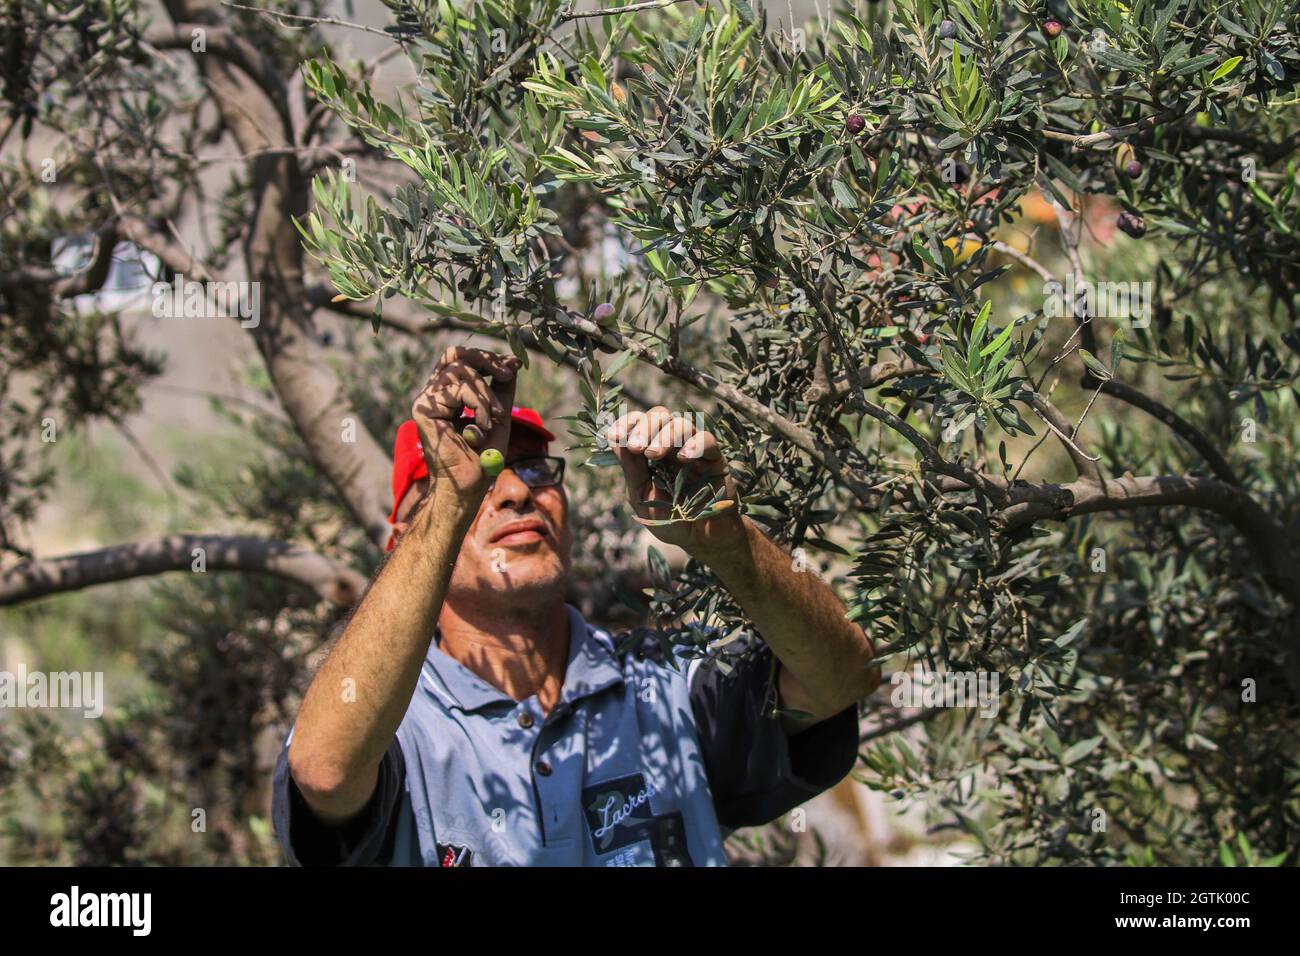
[273, 346, 879, 866]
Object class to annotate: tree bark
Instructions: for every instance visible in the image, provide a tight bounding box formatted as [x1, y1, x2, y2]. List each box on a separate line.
[0, 535, 365, 608]
[156, 0, 395, 547]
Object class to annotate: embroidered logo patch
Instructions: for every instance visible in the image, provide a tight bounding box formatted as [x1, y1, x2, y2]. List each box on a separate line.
[436, 842, 473, 867]
[582, 773, 693, 866]
[584, 773, 658, 853]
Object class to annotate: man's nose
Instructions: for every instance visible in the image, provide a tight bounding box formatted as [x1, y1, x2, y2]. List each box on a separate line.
[488, 467, 534, 511]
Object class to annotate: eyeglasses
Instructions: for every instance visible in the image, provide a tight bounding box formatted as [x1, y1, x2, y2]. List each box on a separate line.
[498, 455, 565, 489]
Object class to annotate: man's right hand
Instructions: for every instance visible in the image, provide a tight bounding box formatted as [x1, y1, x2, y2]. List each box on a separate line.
[411, 346, 521, 496]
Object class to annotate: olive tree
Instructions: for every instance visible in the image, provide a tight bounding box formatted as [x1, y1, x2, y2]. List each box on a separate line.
[301, 0, 1300, 864]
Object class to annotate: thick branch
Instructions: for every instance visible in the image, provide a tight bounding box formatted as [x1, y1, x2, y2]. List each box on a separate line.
[537, 306, 1004, 507]
[1095, 378, 1241, 485]
[1000, 475, 1300, 605]
[0, 224, 119, 298]
[999, 471, 1300, 695]
[0, 535, 365, 608]
[142, 21, 291, 134]
[153, 0, 398, 551]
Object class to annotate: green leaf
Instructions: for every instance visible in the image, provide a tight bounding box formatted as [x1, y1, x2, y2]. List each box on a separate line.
[1055, 618, 1087, 647]
[646, 545, 670, 586]
[912, 232, 937, 267]
[1211, 56, 1243, 82]
[1079, 349, 1112, 381]
[970, 300, 991, 352]
[1236, 831, 1252, 863]
[1169, 53, 1218, 77]
[831, 179, 859, 210]
[1061, 736, 1103, 766]
[979, 319, 1014, 359]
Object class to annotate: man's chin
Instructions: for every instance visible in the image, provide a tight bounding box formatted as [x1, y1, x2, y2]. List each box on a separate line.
[476, 560, 569, 600]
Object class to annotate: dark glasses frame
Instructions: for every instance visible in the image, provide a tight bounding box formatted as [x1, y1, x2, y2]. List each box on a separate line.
[498, 455, 566, 488]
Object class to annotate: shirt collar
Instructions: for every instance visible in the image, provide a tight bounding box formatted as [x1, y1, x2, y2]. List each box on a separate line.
[422, 604, 625, 714]
[557, 604, 626, 708]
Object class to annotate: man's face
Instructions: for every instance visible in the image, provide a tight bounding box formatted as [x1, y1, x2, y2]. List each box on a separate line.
[391, 430, 573, 607]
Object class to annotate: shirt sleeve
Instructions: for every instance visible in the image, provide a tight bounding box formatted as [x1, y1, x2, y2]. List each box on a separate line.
[271, 732, 406, 867]
[688, 635, 860, 830]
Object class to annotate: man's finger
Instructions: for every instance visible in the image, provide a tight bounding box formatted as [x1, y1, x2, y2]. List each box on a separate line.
[425, 365, 502, 418]
[434, 375, 500, 432]
[437, 346, 521, 383]
[646, 415, 695, 460]
[678, 430, 726, 474]
[629, 406, 673, 453]
[612, 442, 652, 504]
[606, 410, 646, 450]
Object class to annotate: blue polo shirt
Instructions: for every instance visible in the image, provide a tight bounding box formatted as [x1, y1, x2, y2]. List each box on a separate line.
[272, 604, 859, 866]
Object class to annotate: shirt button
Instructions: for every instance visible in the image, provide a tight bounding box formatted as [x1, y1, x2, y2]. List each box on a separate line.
[536, 760, 553, 776]
[517, 712, 534, 729]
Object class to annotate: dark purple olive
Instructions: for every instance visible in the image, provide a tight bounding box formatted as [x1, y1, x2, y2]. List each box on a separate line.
[1116, 212, 1146, 238]
[939, 19, 957, 40]
[592, 302, 615, 322]
[846, 113, 866, 135]
[1124, 160, 1143, 178]
[1043, 19, 1063, 39]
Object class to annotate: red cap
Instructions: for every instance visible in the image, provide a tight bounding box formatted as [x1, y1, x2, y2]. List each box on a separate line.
[386, 407, 555, 549]
[389, 419, 429, 526]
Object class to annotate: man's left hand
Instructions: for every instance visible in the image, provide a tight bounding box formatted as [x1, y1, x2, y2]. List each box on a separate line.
[605, 406, 744, 556]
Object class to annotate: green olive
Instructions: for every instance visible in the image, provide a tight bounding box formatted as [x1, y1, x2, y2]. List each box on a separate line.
[479, 448, 505, 477]
[462, 424, 485, 448]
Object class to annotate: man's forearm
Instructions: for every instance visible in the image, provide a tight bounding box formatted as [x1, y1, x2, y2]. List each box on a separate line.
[692, 516, 879, 719]
[287, 487, 479, 822]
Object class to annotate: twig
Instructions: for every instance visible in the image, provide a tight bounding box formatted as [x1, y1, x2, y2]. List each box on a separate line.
[1025, 391, 1103, 482]
[989, 240, 1056, 285]
[219, 1, 397, 38]
[560, 0, 697, 21]
[1040, 106, 1181, 150]
[860, 709, 940, 744]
